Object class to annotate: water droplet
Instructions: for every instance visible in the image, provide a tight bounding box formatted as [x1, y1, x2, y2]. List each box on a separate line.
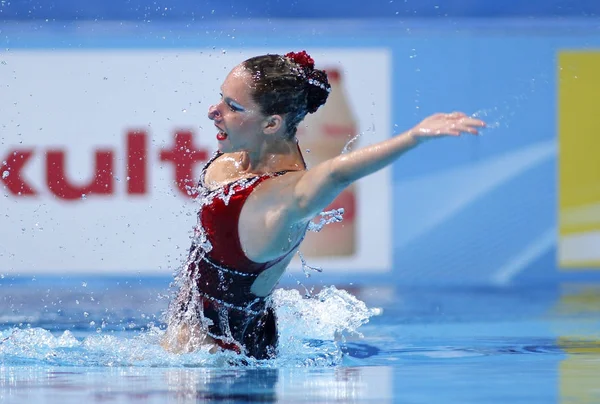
[308, 208, 344, 232]
[81, 194, 86, 200]
[82, 282, 87, 287]
[182, 108, 187, 113]
[1, 171, 8, 179]
[84, 312, 89, 317]
[76, 300, 80, 305]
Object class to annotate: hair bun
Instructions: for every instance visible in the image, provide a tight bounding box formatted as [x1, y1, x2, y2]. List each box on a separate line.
[305, 69, 330, 114]
[284, 50, 331, 113]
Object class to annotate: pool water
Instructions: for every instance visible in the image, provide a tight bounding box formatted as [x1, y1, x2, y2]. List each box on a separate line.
[1, 277, 599, 403]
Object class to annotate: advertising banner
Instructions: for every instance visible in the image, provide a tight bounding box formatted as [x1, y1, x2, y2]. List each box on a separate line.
[0, 48, 392, 275]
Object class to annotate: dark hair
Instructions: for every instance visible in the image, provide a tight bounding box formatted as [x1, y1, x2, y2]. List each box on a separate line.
[242, 51, 331, 138]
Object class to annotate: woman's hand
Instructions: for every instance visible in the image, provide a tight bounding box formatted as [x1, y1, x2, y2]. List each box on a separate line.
[409, 112, 486, 142]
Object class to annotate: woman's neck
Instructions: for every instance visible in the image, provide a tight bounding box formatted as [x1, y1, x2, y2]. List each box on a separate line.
[239, 138, 306, 174]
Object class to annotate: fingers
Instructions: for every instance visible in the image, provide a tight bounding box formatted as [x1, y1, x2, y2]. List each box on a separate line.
[461, 117, 486, 127]
[452, 120, 484, 136]
[463, 126, 480, 135]
[444, 112, 486, 126]
[452, 123, 480, 136]
[455, 116, 486, 136]
[446, 111, 467, 119]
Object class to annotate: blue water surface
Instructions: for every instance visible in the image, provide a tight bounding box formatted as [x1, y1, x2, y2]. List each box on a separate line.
[1, 276, 599, 403]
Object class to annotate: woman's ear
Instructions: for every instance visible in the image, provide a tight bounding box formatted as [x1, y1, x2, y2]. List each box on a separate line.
[263, 115, 284, 135]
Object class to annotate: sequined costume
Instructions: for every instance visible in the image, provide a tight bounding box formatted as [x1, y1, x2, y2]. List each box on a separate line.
[173, 151, 302, 359]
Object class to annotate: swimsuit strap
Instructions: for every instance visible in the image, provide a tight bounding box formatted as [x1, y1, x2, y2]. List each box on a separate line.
[198, 151, 223, 189]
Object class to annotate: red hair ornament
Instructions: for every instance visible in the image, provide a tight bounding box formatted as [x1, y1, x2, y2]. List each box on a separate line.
[285, 51, 315, 70]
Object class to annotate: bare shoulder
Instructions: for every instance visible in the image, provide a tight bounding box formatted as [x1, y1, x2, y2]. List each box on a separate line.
[203, 152, 244, 187]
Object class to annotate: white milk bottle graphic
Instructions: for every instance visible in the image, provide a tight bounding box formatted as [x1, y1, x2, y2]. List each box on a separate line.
[297, 68, 358, 257]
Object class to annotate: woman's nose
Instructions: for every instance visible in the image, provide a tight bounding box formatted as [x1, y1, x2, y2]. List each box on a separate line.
[208, 104, 221, 121]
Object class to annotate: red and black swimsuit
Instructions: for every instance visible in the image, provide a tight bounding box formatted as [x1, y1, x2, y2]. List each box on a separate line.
[175, 151, 302, 359]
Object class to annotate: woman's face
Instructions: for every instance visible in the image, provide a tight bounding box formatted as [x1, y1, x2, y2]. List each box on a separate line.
[207, 65, 269, 153]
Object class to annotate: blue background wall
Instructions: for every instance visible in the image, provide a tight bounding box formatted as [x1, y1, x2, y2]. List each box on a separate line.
[2, 1, 600, 287]
[2, 0, 600, 19]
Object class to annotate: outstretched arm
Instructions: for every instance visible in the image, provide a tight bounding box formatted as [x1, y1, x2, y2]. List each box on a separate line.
[290, 112, 486, 222]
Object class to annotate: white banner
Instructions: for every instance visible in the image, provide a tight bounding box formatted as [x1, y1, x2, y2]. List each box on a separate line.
[0, 48, 392, 275]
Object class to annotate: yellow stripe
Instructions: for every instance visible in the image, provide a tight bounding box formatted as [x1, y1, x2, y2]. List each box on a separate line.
[558, 51, 600, 268]
[553, 284, 600, 402]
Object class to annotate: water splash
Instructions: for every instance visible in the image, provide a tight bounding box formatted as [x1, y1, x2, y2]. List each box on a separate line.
[297, 251, 323, 277]
[308, 208, 344, 232]
[0, 286, 380, 368]
[274, 287, 380, 341]
[0, 326, 229, 367]
[341, 132, 362, 154]
[470, 107, 506, 130]
[469, 73, 549, 132]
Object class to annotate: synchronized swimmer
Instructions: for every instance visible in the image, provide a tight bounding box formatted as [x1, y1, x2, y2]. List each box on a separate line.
[161, 50, 486, 359]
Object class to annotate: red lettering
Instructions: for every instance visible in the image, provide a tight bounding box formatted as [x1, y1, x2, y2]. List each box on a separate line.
[126, 131, 147, 194]
[4, 130, 209, 201]
[0, 149, 37, 196]
[46, 149, 114, 200]
[159, 131, 209, 198]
